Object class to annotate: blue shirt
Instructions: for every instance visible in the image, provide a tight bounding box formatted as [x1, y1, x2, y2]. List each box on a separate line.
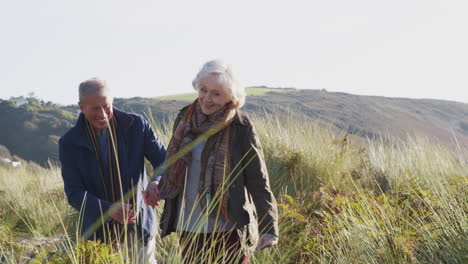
[96, 128, 109, 169]
[175, 140, 235, 233]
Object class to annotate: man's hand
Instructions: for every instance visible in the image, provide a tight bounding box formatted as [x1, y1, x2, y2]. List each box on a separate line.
[143, 180, 160, 208]
[109, 203, 136, 224]
[255, 234, 279, 251]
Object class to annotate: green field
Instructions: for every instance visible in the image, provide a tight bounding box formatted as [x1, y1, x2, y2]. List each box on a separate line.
[154, 87, 296, 101]
[0, 113, 466, 263]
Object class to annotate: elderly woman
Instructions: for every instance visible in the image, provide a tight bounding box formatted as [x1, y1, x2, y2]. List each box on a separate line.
[145, 60, 278, 263]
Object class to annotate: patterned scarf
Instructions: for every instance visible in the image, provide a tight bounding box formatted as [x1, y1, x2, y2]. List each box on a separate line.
[85, 117, 127, 243]
[85, 117, 122, 203]
[159, 99, 236, 220]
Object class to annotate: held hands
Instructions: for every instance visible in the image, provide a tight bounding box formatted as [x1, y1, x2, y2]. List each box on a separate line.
[142, 180, 160, 208]
[255, 234, 279, 251]
[109, 203, 136, 224]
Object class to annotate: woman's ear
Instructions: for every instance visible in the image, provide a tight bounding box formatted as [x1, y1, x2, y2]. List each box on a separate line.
[230, 101, 237, 109]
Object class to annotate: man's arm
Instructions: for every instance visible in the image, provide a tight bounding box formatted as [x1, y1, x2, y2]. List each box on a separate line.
[59, 138, 113, 219]
[142, 118, 166, 171]
[141, 117, 166, 207]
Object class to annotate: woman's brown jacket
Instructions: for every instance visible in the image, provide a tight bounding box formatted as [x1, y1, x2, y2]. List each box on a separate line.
[159, 106, 279, 244]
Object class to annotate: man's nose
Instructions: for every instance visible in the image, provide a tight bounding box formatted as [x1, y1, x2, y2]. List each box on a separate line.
[97, 107, 108, 119]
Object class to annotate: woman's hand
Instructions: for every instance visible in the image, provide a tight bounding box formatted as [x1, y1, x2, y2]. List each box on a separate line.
[143, 180, 160, 208]
[255, 234, 279, 250]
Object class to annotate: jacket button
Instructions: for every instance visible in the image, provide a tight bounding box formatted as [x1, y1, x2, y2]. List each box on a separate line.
[231, 184, 236, 189]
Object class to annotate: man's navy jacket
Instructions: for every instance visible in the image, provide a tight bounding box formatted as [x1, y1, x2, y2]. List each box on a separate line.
[59, 108, 166, 242]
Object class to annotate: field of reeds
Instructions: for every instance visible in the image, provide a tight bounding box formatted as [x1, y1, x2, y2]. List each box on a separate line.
[0, 114, 466, 263]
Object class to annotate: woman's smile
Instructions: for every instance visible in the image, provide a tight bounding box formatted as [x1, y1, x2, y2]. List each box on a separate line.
[198, 74, 232, 115]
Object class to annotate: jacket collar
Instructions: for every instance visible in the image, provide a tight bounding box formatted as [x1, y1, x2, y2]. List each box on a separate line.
[231, 109, 248, 126]
[72, 108, 134, 149]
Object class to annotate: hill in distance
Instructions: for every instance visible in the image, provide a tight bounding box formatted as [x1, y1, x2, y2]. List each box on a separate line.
[120, 87, 468, 148]
[1, 87, 467, 166]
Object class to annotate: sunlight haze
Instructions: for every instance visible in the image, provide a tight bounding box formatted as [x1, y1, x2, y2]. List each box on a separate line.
[0, 0, 467, 105]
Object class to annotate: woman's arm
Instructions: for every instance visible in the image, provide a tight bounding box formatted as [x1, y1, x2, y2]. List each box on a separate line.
[242, 122, 279, 237]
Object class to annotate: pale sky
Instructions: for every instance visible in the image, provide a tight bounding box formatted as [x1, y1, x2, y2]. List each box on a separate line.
[1, 0, 467, 105]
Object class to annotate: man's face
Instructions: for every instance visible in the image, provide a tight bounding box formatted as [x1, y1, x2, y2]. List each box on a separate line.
[79, 94, 113, 133]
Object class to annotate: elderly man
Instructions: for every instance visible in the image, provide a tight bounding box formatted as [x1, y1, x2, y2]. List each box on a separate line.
[59, 78, 165, 263]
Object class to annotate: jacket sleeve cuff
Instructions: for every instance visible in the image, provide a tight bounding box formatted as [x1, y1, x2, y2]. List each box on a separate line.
[150, 174, 162, 182]
[260, 233, 278, 239]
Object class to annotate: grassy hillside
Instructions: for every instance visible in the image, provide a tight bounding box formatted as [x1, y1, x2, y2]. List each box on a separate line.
[0, 115, 466, 263]
[121, 89, 468, 149]
[243, 90, 468, 147]
[1, 88, 467, 166]
[0, 99, 76, 166]
[154, 87, 296, 101]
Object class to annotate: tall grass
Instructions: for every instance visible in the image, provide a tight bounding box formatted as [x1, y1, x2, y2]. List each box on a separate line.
[253, 114, 467, 263]
[0, 162, 76, 261]
[0, 113, 466, 263]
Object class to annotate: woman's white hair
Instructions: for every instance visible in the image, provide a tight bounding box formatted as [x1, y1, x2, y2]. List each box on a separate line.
[192, 59, 246, 109]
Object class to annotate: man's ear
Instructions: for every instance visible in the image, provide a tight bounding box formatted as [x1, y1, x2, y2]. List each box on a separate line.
[79, 102, 84, 112]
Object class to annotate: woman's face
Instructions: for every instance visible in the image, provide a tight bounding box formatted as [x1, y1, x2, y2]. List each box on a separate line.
[198, 74, 232, 115]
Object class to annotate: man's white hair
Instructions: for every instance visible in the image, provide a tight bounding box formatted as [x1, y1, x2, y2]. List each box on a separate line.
[79, 78, 112, 104]
[192, 59, 246, 109]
